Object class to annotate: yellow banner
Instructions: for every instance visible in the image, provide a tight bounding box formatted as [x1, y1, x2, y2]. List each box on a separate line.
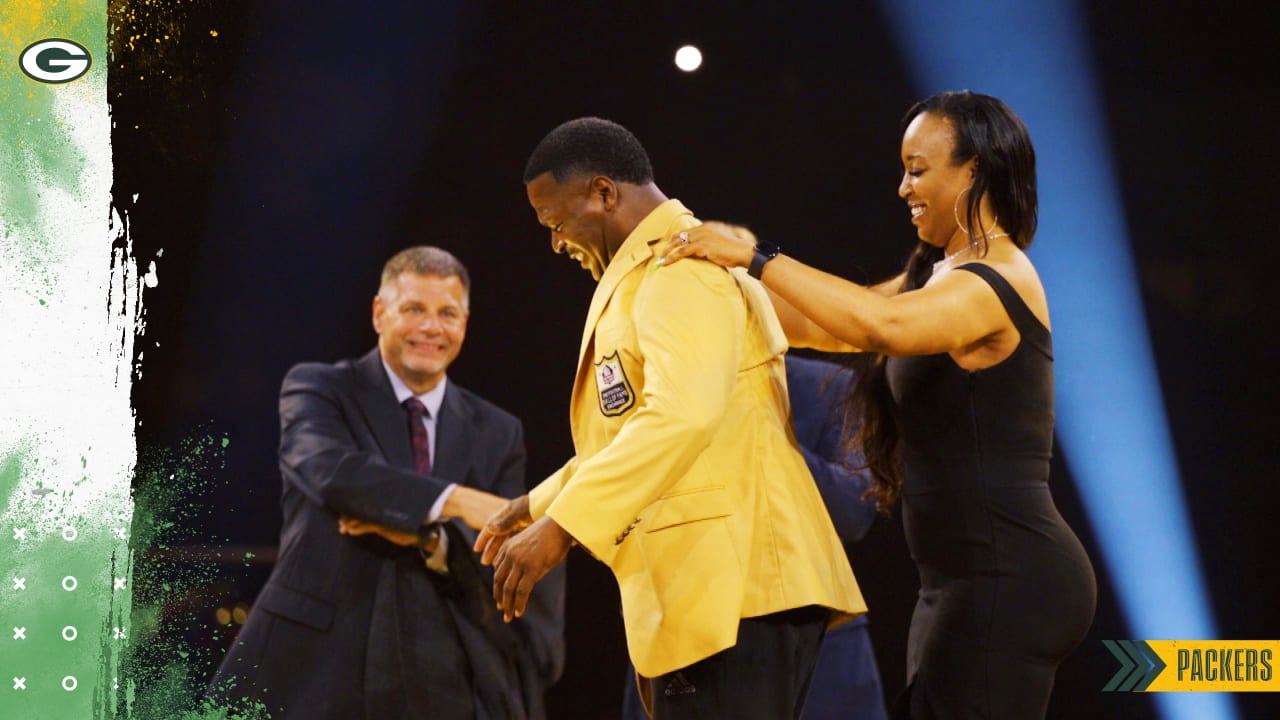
[1145, 641, 1280, 692]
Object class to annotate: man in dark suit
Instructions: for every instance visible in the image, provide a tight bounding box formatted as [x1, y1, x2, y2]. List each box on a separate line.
[620, 353, 888, 720]
[209, 246, 565, 719]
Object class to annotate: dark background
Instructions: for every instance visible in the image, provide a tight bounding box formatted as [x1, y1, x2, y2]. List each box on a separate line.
[110, 1, 1278, 718]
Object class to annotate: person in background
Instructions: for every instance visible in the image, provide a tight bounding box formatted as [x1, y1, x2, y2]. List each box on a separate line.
[209, 246, 565, 720]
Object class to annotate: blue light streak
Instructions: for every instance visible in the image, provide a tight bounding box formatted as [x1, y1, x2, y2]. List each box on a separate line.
[877, 2, 1235, 718]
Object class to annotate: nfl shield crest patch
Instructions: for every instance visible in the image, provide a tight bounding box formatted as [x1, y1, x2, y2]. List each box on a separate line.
[594, 351, 635, 416]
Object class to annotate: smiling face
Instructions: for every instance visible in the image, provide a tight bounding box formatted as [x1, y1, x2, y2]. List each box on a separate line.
[526, 171, 617, 280]
[373, 272, 468, 394]
[898, 112, 978, 251]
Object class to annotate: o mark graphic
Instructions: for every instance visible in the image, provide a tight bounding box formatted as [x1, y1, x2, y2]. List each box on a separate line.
[62, 626, 77, 641]
[63, 676, 78, 691]
[19, 38, 92, 84]
[62, 576, 77, 591]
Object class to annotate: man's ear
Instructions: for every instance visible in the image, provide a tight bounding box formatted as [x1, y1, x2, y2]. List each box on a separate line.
[372, 295, 385, 334]
[591, 175, 619, 210]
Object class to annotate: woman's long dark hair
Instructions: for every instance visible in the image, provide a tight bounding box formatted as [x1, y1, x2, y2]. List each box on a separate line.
[849, 91, 1039, 513]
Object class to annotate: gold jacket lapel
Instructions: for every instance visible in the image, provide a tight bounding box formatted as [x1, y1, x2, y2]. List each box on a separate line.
[576, 200, 694, 368]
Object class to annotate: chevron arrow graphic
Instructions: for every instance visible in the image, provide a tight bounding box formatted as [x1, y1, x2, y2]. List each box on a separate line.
[1131, 641, 1167, 691]
[1102, 640, 1138, 691]
[1102, 640, 1168, 692]
[1117, 641, 1150, 691]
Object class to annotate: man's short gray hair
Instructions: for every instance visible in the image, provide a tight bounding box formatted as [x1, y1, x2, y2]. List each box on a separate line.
[378, 246, 471, 309]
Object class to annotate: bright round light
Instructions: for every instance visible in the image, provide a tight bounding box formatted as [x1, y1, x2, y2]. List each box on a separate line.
[674, 45, 702, 72]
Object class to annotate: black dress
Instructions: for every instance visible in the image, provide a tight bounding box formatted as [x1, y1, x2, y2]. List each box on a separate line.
[886, 263, 1096, 719]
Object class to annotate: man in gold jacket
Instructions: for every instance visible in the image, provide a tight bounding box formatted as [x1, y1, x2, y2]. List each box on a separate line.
[476, 117, 865, 719]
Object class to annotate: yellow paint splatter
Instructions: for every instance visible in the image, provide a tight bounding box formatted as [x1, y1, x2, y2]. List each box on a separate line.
[210, 30, 218, 37]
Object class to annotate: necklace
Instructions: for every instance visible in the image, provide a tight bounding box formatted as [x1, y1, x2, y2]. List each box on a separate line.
[932, 233, 1010, 274]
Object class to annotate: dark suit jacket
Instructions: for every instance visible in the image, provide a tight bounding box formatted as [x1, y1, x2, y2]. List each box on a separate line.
[210, 348, 565, 719]
[784, 355, 887, 720]
[785, 355, 876, 548]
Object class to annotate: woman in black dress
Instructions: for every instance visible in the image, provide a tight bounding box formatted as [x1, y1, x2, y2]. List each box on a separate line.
[660, 91, 1096, 718]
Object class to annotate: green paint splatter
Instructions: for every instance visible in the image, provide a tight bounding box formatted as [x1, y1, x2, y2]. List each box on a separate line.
[118, 430, 272, 719]
[0, 443, 33, 502]
[125, 432, 218, 716]
[1, 440, 131, 720]
[3, 429, 270, 719]
[0, 1, 106, 260]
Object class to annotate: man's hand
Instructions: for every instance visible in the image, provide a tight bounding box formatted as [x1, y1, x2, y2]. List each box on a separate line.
[473, 494, 532, 564]
[338, 516, 421, 547]
[489, 516, 573, 622]
[441, 485, 511, 530]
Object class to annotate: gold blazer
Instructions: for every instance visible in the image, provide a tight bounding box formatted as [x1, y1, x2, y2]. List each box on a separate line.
[530, 200, 866, 678]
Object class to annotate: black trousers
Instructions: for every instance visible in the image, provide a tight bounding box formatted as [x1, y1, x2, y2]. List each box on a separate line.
[649, 606, 827, 720]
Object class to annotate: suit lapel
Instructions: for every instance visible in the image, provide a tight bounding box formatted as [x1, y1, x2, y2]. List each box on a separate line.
[434, 383, 476, 488]
[573, 201, 694, 428]
[353, 349, 415, 470]
[576, 235, 662, 368]
[576, 200, 694, 368]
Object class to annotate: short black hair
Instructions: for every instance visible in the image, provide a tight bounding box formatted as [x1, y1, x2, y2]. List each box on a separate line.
[523, 117, 654, 185]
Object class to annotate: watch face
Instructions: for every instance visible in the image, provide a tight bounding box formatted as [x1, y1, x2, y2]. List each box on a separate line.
[756, 240, 780, 257]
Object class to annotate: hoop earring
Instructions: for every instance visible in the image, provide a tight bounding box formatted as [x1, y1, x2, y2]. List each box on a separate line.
[954, 186, 1001, 243]
[953, 187, 972, 235]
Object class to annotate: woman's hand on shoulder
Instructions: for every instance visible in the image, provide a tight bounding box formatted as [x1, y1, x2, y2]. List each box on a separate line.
[658, 221, 757, 269]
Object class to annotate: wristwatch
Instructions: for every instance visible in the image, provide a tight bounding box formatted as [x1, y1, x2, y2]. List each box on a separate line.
[747, 239, 781, 279]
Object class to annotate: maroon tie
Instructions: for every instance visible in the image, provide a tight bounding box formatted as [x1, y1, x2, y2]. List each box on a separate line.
[403, 398, 432, 476]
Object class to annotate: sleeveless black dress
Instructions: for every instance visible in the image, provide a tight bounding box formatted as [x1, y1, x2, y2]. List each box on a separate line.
[885, 264, 1096, 719]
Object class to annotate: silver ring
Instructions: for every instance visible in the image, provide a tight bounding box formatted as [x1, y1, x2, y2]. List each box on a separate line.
[678, 231, 689, 246]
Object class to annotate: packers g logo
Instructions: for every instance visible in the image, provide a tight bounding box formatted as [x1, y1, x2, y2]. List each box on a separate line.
[19, 38, 92, 84]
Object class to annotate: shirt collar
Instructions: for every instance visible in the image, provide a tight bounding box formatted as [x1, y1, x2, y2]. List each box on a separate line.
[381, 357, 447, 418]
[620, 198, 693, 258]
